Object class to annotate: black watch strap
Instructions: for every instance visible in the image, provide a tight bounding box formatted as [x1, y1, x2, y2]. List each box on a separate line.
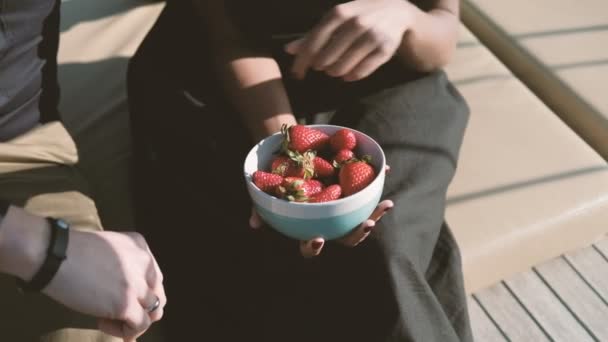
[17, 218, 70, 292]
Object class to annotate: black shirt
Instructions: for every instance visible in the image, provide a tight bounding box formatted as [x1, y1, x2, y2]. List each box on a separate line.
[0, 0, 60, 141]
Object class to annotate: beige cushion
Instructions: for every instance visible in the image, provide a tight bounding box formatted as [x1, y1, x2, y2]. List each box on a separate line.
[462, 0, 608, 160]
[58, 0, 165, 228]
[445, 26, 608, 293]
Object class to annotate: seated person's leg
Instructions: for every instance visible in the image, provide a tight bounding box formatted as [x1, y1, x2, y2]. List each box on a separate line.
[328, 70, 472, 341]
[0, 123, 119, 341]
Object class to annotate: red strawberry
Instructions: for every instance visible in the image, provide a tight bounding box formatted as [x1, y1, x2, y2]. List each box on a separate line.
[282, 124, 329, 153]
[330, 129, 357, 152]
[253, 171, 283, 194]
[304, 179, 324, 196]
[277, 177, 324, 202]
[271, 156, 298, 177]
[273, 151, 316, 179]
[309, 184, 342, 203]
[313, 157, 335, 178]
[339, 160, 376, 197]
[333, 149, 355, 164]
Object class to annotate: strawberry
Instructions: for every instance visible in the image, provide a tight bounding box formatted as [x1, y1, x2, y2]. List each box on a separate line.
[271, 156, 298, 177]
[304, 179, 324, 196]
[277, 177, 324, 202]
[309, 184, 342, 203]
[253, 171, 283, 194]
[282, 124, 329, 153]
[333, 149, 355, 164]
[313, 157, 335, 178]
[272, 150, 316, 179]
[330, 129, 357, 152]
[339, 160, 376, 197]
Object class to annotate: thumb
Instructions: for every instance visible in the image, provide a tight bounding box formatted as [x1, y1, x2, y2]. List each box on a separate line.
[249, 207, 263, 229]
[285, 38, 305, 55]
[300, 237, 325, 258]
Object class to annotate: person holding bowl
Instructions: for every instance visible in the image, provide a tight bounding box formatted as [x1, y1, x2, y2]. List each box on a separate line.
[127, 0, 472, 341]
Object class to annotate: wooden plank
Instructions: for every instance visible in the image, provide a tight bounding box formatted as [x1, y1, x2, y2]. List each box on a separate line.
[594, 237, 608, 261]
[505, 270, 595, 342]
[468, 296, 508, 342]
[565, 244, 608, 305]
[536, 257, 608, 340]
[474, 282, 550, 341]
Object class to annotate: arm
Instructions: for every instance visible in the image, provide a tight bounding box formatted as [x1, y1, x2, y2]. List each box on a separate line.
[0, 205, 50, 281]
[397, 0, 460, 71]
[284, 0, 460, 80]
[192, 0, 297, 142]
[0, 205, 166, 341]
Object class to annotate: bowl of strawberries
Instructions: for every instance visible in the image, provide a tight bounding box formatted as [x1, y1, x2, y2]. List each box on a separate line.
[244, 124, 386, 240]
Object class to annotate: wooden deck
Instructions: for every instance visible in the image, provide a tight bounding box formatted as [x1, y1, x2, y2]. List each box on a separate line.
[469, 236, 608, 341]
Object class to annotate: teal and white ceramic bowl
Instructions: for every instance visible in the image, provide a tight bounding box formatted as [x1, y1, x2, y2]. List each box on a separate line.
[243, 125, 386, 240]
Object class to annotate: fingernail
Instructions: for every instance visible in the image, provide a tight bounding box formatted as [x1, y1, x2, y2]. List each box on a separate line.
[312, 241, 323, 250]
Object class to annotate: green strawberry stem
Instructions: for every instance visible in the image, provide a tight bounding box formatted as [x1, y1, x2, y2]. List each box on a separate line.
[334, 154, 372, 168]
[280, 124, 292, 155]
[285, 150, 315, 180]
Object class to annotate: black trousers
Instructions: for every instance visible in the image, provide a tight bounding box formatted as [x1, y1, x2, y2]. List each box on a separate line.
[127, 2, 473, 341]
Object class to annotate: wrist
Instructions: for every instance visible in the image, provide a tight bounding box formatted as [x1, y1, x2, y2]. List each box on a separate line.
[254, 114, 298, 141]
[0, 207, 50, 280]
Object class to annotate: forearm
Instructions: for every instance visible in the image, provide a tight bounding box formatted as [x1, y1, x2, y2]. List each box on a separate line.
[217, 52, 297, 142]
[0, 206, 48, 280]
[397, 2, 459, 72]
[192, 0, 296, 142]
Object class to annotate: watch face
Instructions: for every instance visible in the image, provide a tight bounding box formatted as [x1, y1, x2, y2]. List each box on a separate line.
[56, 219, 70, 230]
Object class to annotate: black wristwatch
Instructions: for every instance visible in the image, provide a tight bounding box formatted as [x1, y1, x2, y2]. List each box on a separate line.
[17, 217, 70, 292]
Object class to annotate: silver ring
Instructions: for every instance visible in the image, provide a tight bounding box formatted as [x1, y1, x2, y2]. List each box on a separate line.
[146, 295, 161, 314]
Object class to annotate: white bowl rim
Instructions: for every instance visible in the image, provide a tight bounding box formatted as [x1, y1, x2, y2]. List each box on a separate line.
[244, 124, 386, 207]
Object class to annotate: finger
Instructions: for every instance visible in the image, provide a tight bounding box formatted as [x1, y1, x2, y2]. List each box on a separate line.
[325, 33, 378, 78]
[285, 38, 305, 55]
[385, 165, 391, 174]
[338, 219, 375, 247]
[300, 238, 325, 258]
[121, 300, 152, 341]
[368, 200, 394, 222]
[338, 200, 394, 247]
[141, 242, 166, 321]
[343, 48, 392, 82]
[291, 8, 349, 79]
[98, 319, 126, 339]
[249, 207, 263, 229]
[141, 290, 164, 322]
[312, 17, 368, 70]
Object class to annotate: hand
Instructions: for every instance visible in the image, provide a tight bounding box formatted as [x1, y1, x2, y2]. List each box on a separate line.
[0, 207, 166, 342]
[46, 230, 166, 341]
[284, 0, 416, 81]
[249, 166, 393, 257]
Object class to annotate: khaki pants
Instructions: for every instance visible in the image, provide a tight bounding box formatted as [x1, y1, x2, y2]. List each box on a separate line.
[0, 122, 120, 341]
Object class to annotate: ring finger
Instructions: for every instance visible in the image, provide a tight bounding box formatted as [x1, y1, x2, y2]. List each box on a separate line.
[325, 32, 378, 78]
[141, 291, 163, 321]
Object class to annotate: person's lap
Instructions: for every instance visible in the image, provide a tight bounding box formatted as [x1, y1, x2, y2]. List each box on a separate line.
[0, 122, 120, 341]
